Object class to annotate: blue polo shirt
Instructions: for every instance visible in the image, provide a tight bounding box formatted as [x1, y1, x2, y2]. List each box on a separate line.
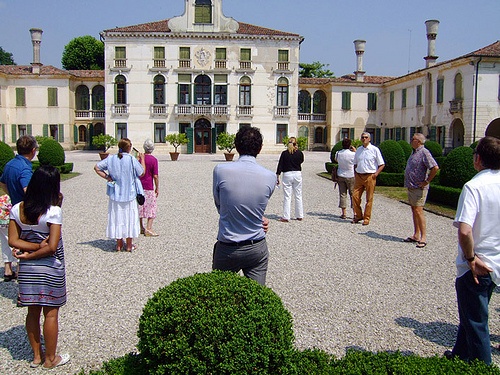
[0, 155, 33, 205]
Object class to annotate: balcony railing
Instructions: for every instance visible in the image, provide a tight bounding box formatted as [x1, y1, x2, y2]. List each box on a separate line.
[298, 113, 326, 122]
[174, 104, 230, 116]
[215, 60, 227, 69]
[239, 61, 252, 70]
[150, 104, 168, 116]
[277, 62, 289, 71]
[178, 59, 191, 68]
[153, 59, 166, 68]
[75, 110, 105, 119]
[449, 100, 463, 114]
[114, 59, 127, 68]
[111, 104, 129, 116]
[274, 106, 290, 117]
[236, 105, 253, 117]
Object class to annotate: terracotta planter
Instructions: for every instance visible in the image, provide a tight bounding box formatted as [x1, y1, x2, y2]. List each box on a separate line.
[224, 152, 235, 161]
[169, 152, 180, 161]
[99, 152, 109, 160]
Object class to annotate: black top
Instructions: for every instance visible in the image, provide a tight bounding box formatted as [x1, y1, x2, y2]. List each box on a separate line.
[276, 150, 304, 175]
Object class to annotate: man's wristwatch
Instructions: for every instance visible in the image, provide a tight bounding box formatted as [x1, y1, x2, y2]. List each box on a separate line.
[466, 254, 476, 262]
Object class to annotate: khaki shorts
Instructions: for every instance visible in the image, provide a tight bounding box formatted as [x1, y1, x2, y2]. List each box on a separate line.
[407, 188, 428, 207]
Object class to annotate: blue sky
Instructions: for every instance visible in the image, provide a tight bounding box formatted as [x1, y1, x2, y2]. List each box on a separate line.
[1, 0, 498, 77]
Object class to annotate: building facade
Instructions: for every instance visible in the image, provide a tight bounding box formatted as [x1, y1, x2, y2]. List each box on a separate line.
[0, 3, 499, 154]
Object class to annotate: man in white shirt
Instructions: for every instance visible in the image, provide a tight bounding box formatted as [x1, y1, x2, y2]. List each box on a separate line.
[447, 136, 500, 365]
[352, 132, 385, 225]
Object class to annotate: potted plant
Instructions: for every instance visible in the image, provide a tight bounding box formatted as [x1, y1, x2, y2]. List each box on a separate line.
[92, 134, 118, 159]
[165, 133, 189, 161]
[216, 132, 236, 161]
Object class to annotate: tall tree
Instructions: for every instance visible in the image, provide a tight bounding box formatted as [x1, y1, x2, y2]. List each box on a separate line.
[0, 46, 16, 65]
[299, 61, 335, 78]
[61, 35, 104, 70]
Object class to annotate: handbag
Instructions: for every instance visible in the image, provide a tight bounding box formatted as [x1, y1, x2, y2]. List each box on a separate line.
[131, 155, 145, 206]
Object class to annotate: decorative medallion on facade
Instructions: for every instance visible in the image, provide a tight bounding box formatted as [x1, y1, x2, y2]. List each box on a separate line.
[195, 48, 211, 67]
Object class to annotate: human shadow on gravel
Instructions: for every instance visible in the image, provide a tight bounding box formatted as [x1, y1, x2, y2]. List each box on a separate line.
[359, 230, 403, 243]
[78, 239, 116, 252]
[306, 211, 342, 222]
[0, 278, 18, 303]
[0, 325, 33, 361]
[395, 317, 456, 347]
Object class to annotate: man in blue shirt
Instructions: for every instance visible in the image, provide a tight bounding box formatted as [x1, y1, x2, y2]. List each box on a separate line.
[212, 127, 276, 285]
[0, 135, 37, 281]
[0, 135, 38, 205]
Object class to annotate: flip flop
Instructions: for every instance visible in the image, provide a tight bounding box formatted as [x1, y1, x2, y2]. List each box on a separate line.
[416, 241, 427, 248]
[42, 353, 70, 370]
[126, 244, 137, 252]
[403, 237, 418, 243]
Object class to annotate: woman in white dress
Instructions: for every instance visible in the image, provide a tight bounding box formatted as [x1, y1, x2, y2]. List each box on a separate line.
[10, 165, 70, 369]
[94, 138, 145, 251]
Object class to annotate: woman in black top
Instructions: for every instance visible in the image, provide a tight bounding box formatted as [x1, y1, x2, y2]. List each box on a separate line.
[276, 137, 304, 222]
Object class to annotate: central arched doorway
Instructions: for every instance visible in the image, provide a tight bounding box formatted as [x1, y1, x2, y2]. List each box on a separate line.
[194, 118, 211, 153]
[451, 119, 465, 148]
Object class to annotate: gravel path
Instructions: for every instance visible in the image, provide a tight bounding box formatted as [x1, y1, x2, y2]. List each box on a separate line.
[1, 150, 499, 374]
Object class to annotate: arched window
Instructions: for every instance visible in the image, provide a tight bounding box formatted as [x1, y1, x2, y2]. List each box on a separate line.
[115, 75, 127, 104]
[239, 76, 251, 105]
[195, 0, 212, 24]
[78, 125, 87, 142]
[194, 74, 211, 105]
[153, 75, 166, 104]
[75, 85, 89, 110]
[313, 90, 327, 114]
[277, 77, 289, 106]
[92, 85, 105, 110]
[298, 90, 311, 113]
[454, 73, 463, 100]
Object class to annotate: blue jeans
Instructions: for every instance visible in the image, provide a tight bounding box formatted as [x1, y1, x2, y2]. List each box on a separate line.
[452, 270, 496, 364]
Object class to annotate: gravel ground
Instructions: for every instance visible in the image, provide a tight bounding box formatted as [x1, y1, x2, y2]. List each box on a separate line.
[1, 150, 499, 374]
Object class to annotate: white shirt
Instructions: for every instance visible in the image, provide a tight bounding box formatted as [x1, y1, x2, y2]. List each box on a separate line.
[335, 149, 355, 178]
[353, 143, 385, 174]
[454, 169, 500, 284]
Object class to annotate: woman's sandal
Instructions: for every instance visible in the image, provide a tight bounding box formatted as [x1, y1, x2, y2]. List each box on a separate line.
[144, 229, 159, 237]
[126, 244, 137, 252]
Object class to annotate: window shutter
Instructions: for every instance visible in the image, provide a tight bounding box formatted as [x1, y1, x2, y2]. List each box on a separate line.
[154, 47, 165, 59]
[215, 48, 226, 60]
[437, 79, 444, 103]
[323, 126, 328, 144]
[384, 128, 389, 140]
[350, 128, 355, 139]
[11, 124, 16, 143]
[240, 48, 251, 61]
[115, 47, 126, 59]
[180, 47, 190, 60]
[395, 127, 401, 141]
[73, 125, 78, 143]
[186, 127, 194, 154]
[27, 124, 32, 135]
[43, 124, 48, 137]
[59, 124, 64, 142]
[211, 127, 217, 153]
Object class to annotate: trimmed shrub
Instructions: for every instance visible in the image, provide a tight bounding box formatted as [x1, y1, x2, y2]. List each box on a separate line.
[330, 141, 343, 162]
[428, 184, 462, 208]
[434, 156, 446, 168]
[424, 140, 443, 157]
[0, 141, 15, 175]
[376, 172, 405, 187]
[138, 271, 295, 375]
[35, 135, 54, 147]
[439, 146, 476, 188]
[470, 140, 479, 150]
[378, 140, 406, 173]
[397, 140, 412, 161]
[37, 139, 65, 167]
[325, 162, 336, 174]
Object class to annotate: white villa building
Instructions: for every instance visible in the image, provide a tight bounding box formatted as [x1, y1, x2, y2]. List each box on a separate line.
[0, 0, 499, 154]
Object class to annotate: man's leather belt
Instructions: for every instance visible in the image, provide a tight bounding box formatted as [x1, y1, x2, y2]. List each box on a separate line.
[219, 238, 265, 246]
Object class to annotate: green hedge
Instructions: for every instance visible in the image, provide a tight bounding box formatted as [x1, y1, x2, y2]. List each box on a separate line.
[0, 141, 15, 175]
[439, 146, 476, 188]
[78, 348, 500, 375]
[424, 140, 443, 157]
[428, 184, 462, 208]
[37, 138, 65, 166]
[397, 140, 412, 161]
[376, 172, 405, 187]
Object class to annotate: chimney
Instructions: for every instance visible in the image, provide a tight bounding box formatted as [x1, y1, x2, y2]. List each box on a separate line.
[424, 20, 439, 68]
[353, 40, 366, 82]
[29, 28, 43, 74]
